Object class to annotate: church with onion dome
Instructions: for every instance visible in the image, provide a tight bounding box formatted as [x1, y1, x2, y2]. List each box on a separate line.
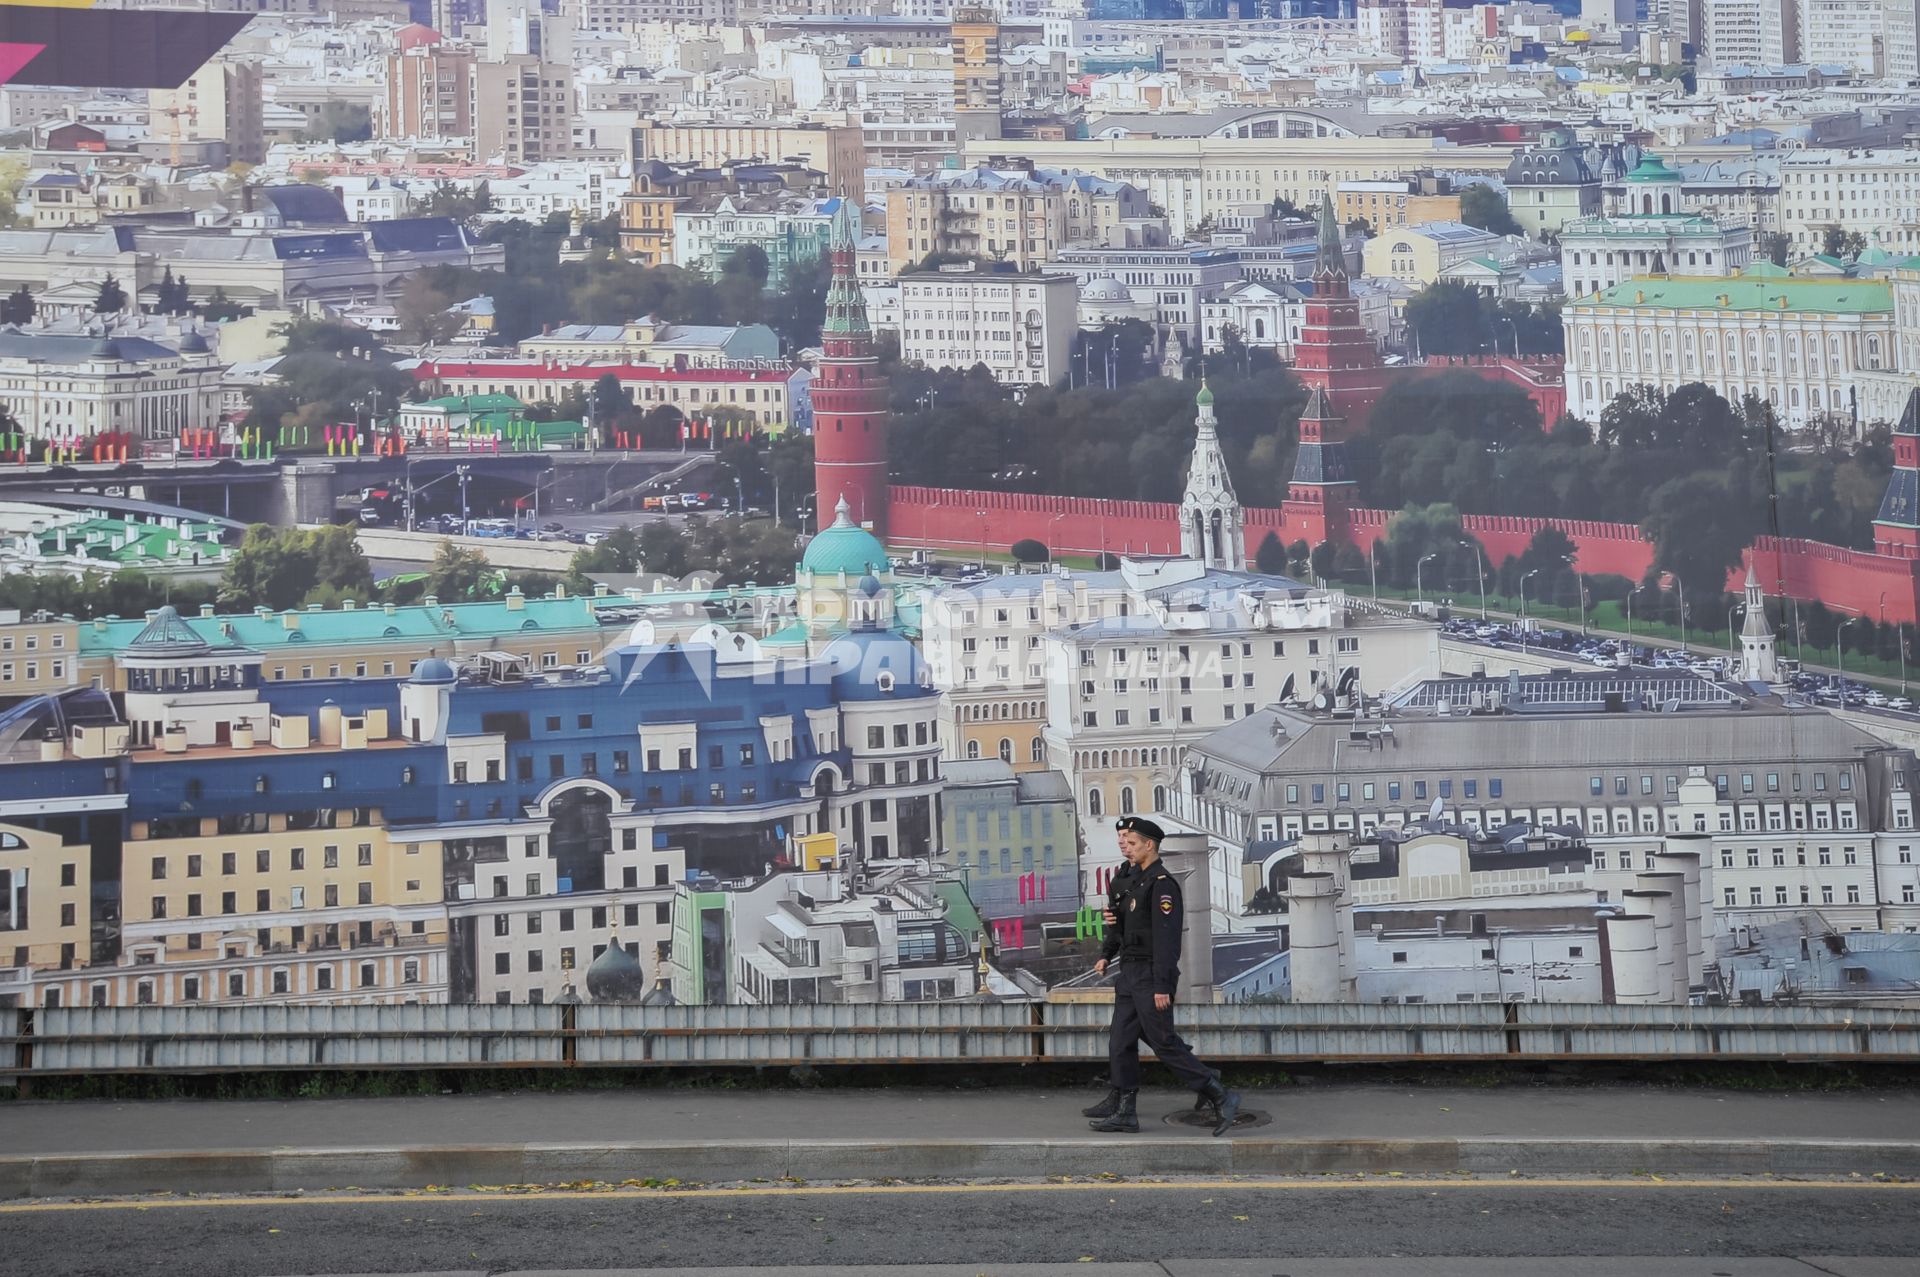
[757, 493, 908, 656]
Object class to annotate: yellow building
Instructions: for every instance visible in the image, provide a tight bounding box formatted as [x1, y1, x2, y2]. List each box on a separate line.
[630, 121, 865, 200]
[619, 168, 686, 267]
[109, 756, 450, 1005]
[1336, 178, 1464, 232]
[0, 819, 97, 980]
[0, 610, 79, 700]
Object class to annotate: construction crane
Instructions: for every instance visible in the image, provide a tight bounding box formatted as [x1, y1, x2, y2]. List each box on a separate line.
[155, 103, 197, 167]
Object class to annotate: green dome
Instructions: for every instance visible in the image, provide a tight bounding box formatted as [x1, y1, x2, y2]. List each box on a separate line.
[1195, 380, 1214, 407]
[802, 496, 889, 576]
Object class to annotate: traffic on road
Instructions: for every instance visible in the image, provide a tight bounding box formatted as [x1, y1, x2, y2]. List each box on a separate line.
[1439, 615, 1918, 717]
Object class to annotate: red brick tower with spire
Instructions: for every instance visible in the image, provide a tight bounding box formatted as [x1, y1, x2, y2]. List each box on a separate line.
[1283, 384, 1358, 547]
[1291, 193, 1388, 433]
[811, 198, 890, 536]
[1874, 389, 1920, 559]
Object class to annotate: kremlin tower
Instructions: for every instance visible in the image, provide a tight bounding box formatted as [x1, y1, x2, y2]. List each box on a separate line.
[811, 198, 891, 537]
[1283, 384, 1358, 547]
[1290, 194, 1388, 432]
[1874, 389, 1920, 559]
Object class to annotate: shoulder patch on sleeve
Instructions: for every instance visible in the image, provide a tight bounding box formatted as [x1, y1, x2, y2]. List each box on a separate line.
[1159, 895, 1175, 914]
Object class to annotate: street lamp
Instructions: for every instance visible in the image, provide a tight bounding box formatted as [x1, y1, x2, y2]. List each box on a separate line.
[1415, 551, 1438, 608]
[1727, 600, 1744, 673]
[1458, 539, 1486, 620]
[1047, 511, 1067, 562]
[1368, 539, 1379, 602]
[1671, 575, 1687, 655]
[975, 509, 989, 569]
[1837, 614, 1859, 679]
[1519, 568, 1541, 652]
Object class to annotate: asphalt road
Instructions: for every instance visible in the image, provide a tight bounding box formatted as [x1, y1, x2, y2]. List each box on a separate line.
[2, 1179, 1916, 1277]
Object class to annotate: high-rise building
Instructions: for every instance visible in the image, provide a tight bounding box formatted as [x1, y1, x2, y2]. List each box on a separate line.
[951, 7, 1004, 144]
[812, 201, 891, 536]
[471, 54, 574, 164]
[149, 57, 265, 166]
[1800, 0, 1884, 74]
[1699, 0, 1800, 69]
[378, 41, 476, 141]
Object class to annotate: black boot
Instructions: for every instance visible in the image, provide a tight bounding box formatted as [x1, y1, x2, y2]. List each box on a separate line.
[1088, 1090, 1139, 1133]
[1199, 1078, 1241, 1137]
[1082, 1087, 1124, 1119]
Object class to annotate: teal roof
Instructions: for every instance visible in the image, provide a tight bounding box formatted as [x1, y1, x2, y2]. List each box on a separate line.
[761, 621, 814, 646]
[1625, 154, 1681, 182]
[800, 498, 889, 577]
[1195, 380, 1213, 407]
[79, 595, 601, 656]
[1582, 274, 1891, 315]
[415, 393, 526, 413]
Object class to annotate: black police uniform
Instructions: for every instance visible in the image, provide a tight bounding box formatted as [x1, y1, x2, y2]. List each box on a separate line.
[1104, 856, 1218, 1094]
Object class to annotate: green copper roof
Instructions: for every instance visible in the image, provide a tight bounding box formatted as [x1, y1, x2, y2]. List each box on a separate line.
[415, 394, 525, 413]
[1314, 192, 1345, 278]
[1625, 154, 1681, 182]
[1195, 380, 1214, 407]
[78, 595, 602, 656]
[821, 198, 872, 341]
[1582, 274, 1891, 315]
[800, 497, 889, 577]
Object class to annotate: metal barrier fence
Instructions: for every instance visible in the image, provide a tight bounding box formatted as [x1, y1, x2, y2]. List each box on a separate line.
[5, 1001, 1918, 1080]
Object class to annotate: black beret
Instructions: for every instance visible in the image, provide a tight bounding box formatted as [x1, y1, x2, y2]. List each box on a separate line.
[1115, 815, 1164, 842]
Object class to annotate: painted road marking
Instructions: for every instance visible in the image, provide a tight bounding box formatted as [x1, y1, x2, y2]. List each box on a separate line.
[3, 1176, 1916, 1213]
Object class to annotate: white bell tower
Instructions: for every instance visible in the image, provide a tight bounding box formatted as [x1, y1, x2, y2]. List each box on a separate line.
[1738, 563, 1778, 684]
[1178, 381, 1245, 571]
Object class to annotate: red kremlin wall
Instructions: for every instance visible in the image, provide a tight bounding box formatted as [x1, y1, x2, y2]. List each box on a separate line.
[888, 487, 1920, 624]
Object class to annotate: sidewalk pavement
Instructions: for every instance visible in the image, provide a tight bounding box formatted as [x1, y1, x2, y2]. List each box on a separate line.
[4, 1084, 1919, 1199]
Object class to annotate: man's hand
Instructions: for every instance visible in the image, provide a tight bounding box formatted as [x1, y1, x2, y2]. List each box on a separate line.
[1101, 909, 1116, 927]
[1094, 959, 1107, 976]
[1154, 993, 1171, 1010]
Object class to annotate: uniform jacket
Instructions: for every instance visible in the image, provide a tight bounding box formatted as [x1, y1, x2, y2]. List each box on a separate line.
[1111, 858, 1184, 995]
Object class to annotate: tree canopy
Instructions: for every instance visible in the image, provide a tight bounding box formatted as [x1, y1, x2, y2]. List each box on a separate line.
[219, 525, 373, 611]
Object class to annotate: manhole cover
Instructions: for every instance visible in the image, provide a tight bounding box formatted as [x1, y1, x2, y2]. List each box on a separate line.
[1162, 1106, 1272, 1131]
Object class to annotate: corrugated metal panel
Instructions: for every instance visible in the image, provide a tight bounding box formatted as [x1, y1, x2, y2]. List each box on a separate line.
[574, 1001, 1037, 1064]
[1509, 1004, 1920, 1057]
[14, 1002, 1920, 1074]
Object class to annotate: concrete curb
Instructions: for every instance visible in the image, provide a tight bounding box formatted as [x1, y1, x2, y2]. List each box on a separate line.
[6, 1137, 1919, 1198]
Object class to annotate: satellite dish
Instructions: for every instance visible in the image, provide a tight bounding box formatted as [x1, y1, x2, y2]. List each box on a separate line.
[1313, 689, 1334, 712]
[1278, 673, 1297, 703]
[1427, 797, 1445, 822]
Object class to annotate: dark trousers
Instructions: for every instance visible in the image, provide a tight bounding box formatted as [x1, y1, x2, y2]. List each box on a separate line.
[1107, 958, 1217, 1092]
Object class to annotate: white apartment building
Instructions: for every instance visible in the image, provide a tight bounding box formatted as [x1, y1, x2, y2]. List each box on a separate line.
[1700, 0, 1799, 68]
[897, 265, 1078, 386]
[1780, 149, 1920, 257]
[669, 861, 976, 1005]
[1799, 0, 1887, 75]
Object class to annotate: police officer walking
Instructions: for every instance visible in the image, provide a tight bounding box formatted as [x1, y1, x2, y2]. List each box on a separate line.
[1081, 816, 1241, 1136]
